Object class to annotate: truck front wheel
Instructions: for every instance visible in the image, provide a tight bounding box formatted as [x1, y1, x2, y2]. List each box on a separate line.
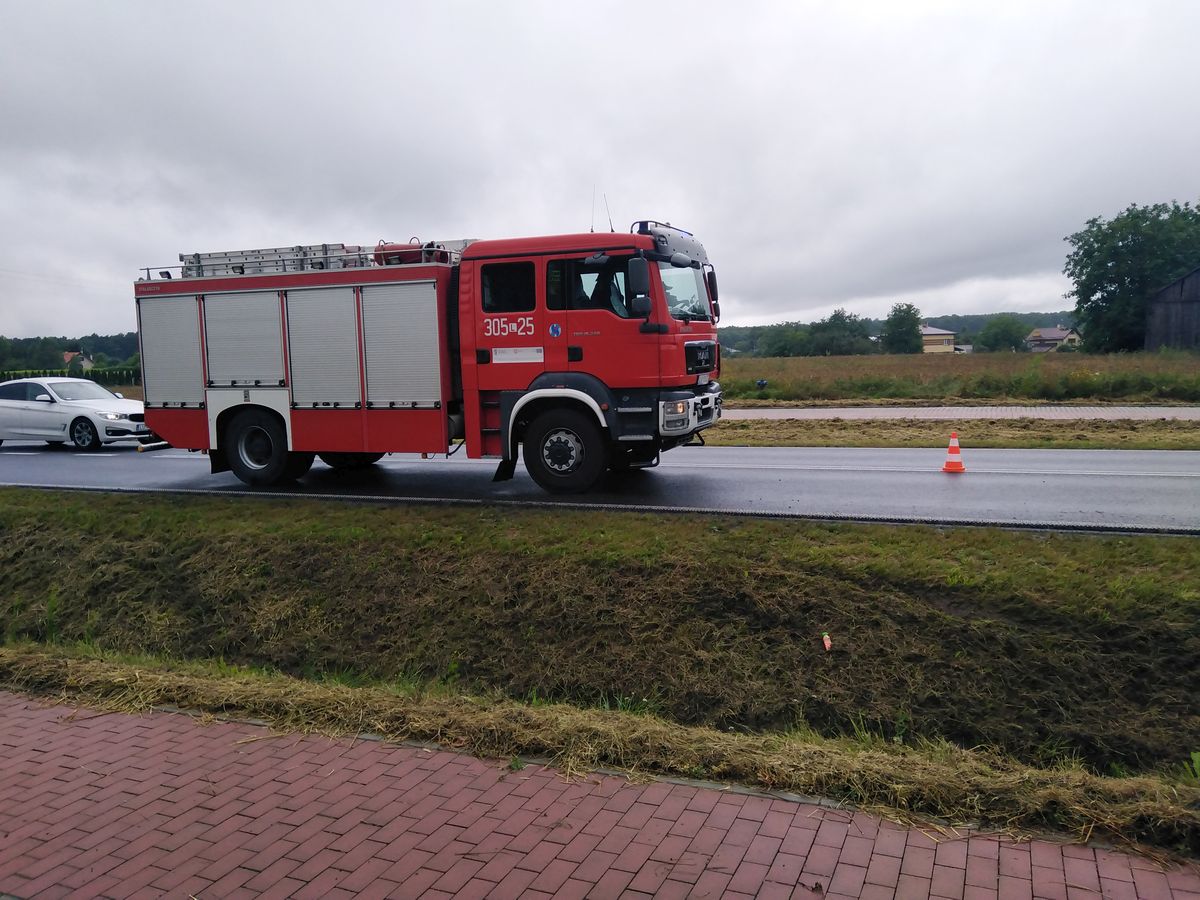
[226, 409, 291, 486]
[523, 409, 608, 494]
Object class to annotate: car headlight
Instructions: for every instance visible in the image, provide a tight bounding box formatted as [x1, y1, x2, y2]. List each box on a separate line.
[99, 412, 128, 421]
[664, 400, 688, 417]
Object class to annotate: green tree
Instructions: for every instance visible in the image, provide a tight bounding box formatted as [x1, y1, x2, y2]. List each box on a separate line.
[975, 314, 1029, 352]
[1064, 201, 1200, 352]
[759, 323, 812, 357]
[809, 309, 874, 356]
[879, 302, 923, 354]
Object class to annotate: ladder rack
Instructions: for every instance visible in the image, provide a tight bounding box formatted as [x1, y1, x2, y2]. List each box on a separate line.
[180, 243, 369, 278]
[138, 239, 476, 281]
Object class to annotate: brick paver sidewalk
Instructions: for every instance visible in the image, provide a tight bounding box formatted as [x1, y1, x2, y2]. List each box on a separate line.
[1, 692, 1196, 899]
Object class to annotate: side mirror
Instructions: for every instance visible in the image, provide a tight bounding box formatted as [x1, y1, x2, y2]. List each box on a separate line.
[631, 295, 651, 317]
[706, 269, 719, 303]
[712, 301, 721, 322]
[34, 393, 53, 403]
[628, 256, 650, 299]
[669, 252, 693, 268]
[114, 392, 124, 399]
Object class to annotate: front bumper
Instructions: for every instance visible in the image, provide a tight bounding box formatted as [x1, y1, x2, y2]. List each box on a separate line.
[103, 423, 152, 441]
[659, 382, 722, 437]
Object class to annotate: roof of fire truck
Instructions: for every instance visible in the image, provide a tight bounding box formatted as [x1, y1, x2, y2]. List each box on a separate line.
[463, 222, 709, 265]
[462, 231, 655, 261]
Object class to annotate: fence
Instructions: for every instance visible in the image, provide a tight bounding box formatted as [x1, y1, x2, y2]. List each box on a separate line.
[0, 368, 141, 386]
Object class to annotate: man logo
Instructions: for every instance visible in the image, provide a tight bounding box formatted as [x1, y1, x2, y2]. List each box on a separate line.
[549, 323, 562, 338]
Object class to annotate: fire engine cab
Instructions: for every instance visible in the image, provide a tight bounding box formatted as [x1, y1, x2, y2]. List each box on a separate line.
[134, 220, 722, 494]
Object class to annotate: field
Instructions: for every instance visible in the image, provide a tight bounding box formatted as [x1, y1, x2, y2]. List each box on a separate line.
[721, 351, 1200, 403]
[1, 489, 1197, 849]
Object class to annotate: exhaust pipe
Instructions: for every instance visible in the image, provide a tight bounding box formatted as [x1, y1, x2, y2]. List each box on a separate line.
[137, 441, 172, 453]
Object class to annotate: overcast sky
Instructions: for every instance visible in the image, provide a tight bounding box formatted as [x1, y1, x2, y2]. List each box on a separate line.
[2, 1, 1198, 336]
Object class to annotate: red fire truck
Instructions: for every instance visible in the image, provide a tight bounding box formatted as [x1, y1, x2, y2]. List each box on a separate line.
[134, 220, 722, 493]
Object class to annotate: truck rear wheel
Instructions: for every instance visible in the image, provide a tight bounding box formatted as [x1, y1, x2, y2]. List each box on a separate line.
[226, 409, 290, 486]
[523, 409, 608, 494]
[318, 452, 385, 470]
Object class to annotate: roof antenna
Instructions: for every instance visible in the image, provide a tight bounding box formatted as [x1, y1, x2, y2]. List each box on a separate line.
[603, 193, 614, 233]
[590, 185, 596, 233]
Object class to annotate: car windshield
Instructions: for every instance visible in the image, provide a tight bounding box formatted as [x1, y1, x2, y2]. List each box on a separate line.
[658, 263, 711, 322]
[48, 381, 117, 401]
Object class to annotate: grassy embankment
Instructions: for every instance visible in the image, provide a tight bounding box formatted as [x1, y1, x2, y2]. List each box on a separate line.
[721, 351, 1200, 403]
[1, 489, 1197, 851]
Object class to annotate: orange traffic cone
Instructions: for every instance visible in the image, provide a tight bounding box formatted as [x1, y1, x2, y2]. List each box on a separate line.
[942, 431, 966, 473]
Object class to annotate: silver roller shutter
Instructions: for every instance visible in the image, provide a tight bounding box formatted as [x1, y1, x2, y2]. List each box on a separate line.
[287, 287, 361, 406]
[204, 291, 284, 385]
[361, 281, 442, 406]
[139, 296, 204, 405]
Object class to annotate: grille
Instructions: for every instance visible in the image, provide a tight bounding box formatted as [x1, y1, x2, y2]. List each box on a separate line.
[129, 413, 145, 423]
[684, 341, 716, 374]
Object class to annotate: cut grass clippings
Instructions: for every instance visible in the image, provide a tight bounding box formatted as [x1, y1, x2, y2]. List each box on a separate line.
[706, 417, 1200, 450]
[2, 643, 1198, 855]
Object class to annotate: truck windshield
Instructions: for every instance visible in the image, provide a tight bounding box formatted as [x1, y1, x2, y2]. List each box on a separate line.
[658, 263, 711, 322]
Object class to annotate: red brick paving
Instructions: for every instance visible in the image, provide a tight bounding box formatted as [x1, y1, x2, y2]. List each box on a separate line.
[1, 691, 1197, 899]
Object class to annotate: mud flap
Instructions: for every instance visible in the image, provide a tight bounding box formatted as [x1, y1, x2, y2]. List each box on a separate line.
[492, 458, 517, 482]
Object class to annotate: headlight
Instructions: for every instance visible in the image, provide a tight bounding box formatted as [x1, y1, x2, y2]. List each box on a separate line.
[665, 400, 688, 416]
[99, 412, 128, 421]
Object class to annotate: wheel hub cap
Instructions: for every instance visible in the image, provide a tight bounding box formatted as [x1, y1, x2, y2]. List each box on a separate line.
[238, 426, 274, 470]
[543, 429, 583, 473]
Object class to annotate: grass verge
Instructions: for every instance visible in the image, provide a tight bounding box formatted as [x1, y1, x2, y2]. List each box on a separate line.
[706, 417, 1200, 450]
[2, 488, 1196, 775]
[2, 642, 1197, 854]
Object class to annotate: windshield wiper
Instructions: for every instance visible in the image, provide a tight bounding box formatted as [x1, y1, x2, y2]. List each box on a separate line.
[672, 311, 710, 322]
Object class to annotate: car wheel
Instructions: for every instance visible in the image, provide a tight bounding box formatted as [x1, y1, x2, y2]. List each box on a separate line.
[70, 418, 101, 452]
[318, 452, 385, 470]
[523, 408, 608, 494]
[225, 409, 290, 486]
[282, 451, 316, 481]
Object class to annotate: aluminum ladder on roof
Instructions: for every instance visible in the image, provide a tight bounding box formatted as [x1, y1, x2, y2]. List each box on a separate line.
[179, 243, 370, 277]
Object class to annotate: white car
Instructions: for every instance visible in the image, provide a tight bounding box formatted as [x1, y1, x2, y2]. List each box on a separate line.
[0, 377, 150, 451]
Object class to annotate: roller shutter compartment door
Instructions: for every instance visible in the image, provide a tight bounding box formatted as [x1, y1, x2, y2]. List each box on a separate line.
[361, 281, 442, 407]
[139, 297, 204, 405]
[204, 291, 284, 385]
[287, 287, 361, 406]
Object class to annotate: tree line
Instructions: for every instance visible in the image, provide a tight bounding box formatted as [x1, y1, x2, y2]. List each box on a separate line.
[0, 332, 139, 371]
[719, 309, 1076, 357]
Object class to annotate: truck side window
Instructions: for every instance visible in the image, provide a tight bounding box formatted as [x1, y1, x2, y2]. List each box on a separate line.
[546, 258, 633, 318]
[481, 262, 535, 313]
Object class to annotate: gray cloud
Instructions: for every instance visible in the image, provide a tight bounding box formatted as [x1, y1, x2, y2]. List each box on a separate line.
[1, 1, 1197, 335]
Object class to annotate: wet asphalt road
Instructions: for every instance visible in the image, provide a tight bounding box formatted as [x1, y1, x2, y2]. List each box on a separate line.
[1, 440, 1197, 532]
